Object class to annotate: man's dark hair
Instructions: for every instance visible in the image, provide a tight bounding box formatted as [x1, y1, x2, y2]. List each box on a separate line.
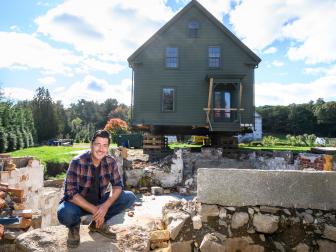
[91, 130, 111, 145]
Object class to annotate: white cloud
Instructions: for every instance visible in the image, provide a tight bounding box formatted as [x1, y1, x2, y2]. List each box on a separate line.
[53, 75, 132, 106]
[229, 0, 336, 64]
[229, 0, 293, 50]
[256, 75, 336, 106]
[271, 60, 284, 67]
[198, 0, 232, 20]
[263, 46, 277, 54]
[35, 0, 175, 61]
[79, 58, 125, 75]
[10, 25, 21, 32]
[0, 32, 79, 75]
[304, 64, 336, 76]
[0, 31, 126, 76]
[38, 76, 56, 86]
[3, 87, 35, 101]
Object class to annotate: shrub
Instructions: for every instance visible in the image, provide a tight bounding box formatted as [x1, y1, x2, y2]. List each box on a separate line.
[16, 128, 24, 150]
[21, 129, 29, 148]
[286, 134, 316, 147]
[7, 131, 17, 151]
[28, 132, 34, 147]
[0, 127, 8, 153]
[104, 118, 128, 138]
[262, 136, 279, 146]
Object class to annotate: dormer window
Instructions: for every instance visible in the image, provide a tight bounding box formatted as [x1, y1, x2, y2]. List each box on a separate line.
[188, 20, 199, 38]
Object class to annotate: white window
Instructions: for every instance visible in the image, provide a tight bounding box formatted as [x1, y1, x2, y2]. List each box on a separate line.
[208, 46, 220, 68]
[165, 47, 178, 68]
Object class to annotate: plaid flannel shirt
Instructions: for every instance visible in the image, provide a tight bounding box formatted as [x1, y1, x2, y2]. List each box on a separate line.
[62, 151, 123, 202]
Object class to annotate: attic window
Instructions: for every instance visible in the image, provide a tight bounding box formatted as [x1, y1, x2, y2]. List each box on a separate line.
[165, 47, 178, 68]
[188, 20, 199, 38]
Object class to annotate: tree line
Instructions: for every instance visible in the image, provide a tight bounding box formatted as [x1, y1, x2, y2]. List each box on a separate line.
[0, 86, 130, 152]
[257, 99, 336, 137]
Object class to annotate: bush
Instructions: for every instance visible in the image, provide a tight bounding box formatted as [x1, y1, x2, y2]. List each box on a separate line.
[45, 161, 68, 178]
[262, 136, 279, 146]
[286, 134, 316, 147]
[0, 127, 8, 153]
[7, 131, 17, 151]
[22, 129, 30, 148]
[104, 118, 128, 136]
[16, 128, 24, 150]
[28, 132, 34, 147]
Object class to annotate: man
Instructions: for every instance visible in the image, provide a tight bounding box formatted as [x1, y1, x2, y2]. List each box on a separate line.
[57, 130, 137, 248]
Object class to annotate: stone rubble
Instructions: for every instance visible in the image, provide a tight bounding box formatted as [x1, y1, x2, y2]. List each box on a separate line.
[156, 199, 336, 251]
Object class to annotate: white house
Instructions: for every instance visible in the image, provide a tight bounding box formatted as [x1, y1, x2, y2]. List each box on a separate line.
[238, 112, 262, 143]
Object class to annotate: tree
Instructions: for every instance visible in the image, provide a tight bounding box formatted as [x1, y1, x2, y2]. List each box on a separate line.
[54, 100, 71, 138]
[104, 118, 128, 136]
[0, 86, 4, 101]
[108, 104, 130, 122]
[32, 87, 58, 143]
[288, 104, 315, 135]
[313, 101, 336, 136]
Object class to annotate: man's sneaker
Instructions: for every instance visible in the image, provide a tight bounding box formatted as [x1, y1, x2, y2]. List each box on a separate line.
[88, 221, 116, 240]
[67, 224, 80, 248]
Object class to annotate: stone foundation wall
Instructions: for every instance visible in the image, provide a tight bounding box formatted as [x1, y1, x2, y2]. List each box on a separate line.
[153, 200, 336, 252]
[122, 149, 335, 194]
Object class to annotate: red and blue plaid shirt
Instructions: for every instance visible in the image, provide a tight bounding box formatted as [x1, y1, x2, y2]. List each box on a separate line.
[63, 151, 123, 202]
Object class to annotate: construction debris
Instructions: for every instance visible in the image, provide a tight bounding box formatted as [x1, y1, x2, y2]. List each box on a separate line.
[0, 183, 33, 240]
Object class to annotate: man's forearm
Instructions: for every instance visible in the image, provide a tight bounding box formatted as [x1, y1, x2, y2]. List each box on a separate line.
[103, 186, 122, 207]
[69, 194, 98, 214]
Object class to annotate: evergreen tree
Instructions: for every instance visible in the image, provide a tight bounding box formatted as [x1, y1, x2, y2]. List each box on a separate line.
[32, 87, 58, 143]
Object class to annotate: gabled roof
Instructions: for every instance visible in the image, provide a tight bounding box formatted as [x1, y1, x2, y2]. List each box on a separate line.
[128, 0, 261, 65]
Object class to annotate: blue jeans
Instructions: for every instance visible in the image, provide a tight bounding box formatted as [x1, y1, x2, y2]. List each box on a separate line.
[57, 190, 137, 228]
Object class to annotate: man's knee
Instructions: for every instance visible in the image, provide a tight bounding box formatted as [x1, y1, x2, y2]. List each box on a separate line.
[122, 190, 137, 208]
[57, 202, 81, 227]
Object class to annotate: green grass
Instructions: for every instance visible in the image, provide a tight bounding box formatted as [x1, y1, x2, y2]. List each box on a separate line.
[169, 143, 202, 148]
[10, 145, 89, 165]
[47, 172, 66, 180]
[239, 144, 311, 152]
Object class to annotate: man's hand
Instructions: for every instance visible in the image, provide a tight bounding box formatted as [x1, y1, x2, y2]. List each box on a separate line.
[93, 203, 109, 228]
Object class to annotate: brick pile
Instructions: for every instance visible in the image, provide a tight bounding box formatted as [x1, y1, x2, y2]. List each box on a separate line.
[0, 182, 32, 240]
[298, 153, 324, 170]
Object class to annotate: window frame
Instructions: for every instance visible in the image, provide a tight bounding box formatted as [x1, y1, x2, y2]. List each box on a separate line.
[161, 87, 176, 112]
[165, 47, 179, 68]
[188, 20, 199, 38]
[208, 46, 221, 68]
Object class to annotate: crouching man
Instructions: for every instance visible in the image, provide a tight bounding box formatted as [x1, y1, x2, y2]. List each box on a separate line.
[57, 130, 137, 248]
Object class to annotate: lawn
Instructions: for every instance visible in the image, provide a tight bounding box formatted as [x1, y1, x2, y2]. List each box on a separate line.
[169, 143, 202, 149]
[9, 143, 121, 179]
[9, 145, 89, 165]
[239, 144, 311, 152]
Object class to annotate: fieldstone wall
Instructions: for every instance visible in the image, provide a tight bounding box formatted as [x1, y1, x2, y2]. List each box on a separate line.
[153, 200, 336, 252]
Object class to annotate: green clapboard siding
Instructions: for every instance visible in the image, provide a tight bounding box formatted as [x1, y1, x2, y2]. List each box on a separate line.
[128, 0, 261, 132]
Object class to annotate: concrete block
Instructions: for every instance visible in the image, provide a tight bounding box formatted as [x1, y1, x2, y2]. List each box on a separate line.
[198, 168, 336, 210]
[151, 186, 164, 195]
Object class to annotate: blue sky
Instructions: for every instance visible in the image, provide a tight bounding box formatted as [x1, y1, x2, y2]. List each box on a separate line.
[1, 0, 336, 106]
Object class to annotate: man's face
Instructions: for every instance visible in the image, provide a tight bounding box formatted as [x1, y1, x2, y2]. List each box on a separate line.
[91, 137, 109, 162]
